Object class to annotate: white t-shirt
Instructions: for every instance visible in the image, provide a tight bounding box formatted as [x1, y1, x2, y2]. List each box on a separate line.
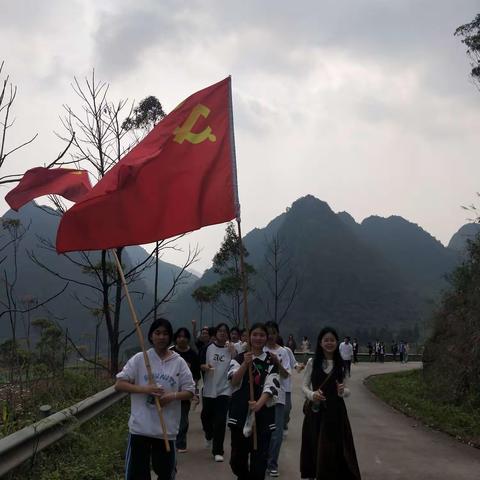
[339, 342, 353, 361]
[116, 349, 195, 440]
[234, 341, 247, 354]
[283, 346, 297, 393]
[200, 342, 235, 398]
[263, 344, 291, 404]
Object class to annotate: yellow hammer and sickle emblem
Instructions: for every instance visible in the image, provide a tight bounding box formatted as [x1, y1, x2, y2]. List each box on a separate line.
[173, 104, 217, 145]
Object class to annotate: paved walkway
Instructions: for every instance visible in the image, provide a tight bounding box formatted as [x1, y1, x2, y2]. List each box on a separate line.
[176, 362, 480, 479]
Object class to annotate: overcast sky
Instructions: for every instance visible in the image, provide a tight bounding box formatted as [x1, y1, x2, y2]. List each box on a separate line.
[1, 0, 480, 273]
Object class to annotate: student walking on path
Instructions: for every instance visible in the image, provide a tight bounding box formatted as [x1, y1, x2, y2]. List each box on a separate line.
[300, 326, 361, 480]
[171, 327, 201, 453]
[227, 322, 280, 480]
[352, 338, 359, 364]
[282, 342, 299, 434]
[339, 337, 353, 377]
[115, 318, 195, 480]
[264, 321, 292, 477]
[200, 323, 237, 462]
[286, 334, 297, 352]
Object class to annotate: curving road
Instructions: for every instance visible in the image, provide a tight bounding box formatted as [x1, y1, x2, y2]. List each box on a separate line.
[175, 362, 480, 479]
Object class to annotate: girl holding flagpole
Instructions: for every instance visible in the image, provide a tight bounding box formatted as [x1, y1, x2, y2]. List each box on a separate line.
[115, 318, 195, 480]
[228, 323, 280, 480]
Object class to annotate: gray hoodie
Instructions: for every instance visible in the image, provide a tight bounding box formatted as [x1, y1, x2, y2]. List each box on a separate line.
[116, 348, 195, 439]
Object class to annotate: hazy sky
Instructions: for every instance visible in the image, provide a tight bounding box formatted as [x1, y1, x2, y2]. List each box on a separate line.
[1, 0, 480, 273]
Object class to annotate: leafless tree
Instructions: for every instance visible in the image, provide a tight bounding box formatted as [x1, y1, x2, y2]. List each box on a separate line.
[31, 72, 198, 374]
[0, 218, 68, 383]
[257, 234, 300, 325]
[0, 61, 37, 183]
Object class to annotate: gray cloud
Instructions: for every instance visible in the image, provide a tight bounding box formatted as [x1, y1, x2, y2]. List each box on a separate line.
[1, 0, 480, 271]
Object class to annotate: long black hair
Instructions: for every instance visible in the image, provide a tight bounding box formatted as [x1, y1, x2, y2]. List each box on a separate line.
[173, 327, 191, 343]
[249, 322, 268, 337]
[312, 326, 344, 386]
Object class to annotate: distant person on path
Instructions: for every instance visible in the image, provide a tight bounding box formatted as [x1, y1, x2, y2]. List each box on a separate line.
[301, 336, 311, 353]
[230, 327, 245, 354]
[367, 342, 373, 361]
[301, 336, 311, 365]
[352, 338, 359, 363]
[379, 342, 385, 363]
[227, 322, 280, 480]
[171, 327, 201, 453]
[339, 337, 353, 377]
[264, 321, 292, 477]
[115, 318, 195, 480]
[374, 340, 380, 362]
[195, 326, 211, 353]
[230, 326, 241, 344]
[391, 341, 398, 362]
[300, 327, 361, 480]
[403, 342, 410, 363]
[287, 334, 297, 352]
[399, 341, 405, 363]
[240, 328, 248, 344]
[200, 323, 236, 462]
[278, 336, 299, 435]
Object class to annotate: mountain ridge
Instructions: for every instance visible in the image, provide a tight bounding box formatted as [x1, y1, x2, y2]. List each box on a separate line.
[0, 195, 468, 350]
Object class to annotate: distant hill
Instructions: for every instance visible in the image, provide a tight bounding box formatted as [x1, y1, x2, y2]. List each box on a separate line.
[0, 196, 467, 348]
[357, 215, 458, 298]
[448, 223, 480, 252]
[124, 245, 198, 298]
[0, 202, 197, 353]
[170, 195, 462, 341]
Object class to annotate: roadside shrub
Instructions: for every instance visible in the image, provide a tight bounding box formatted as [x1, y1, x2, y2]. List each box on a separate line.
[423, 237, 480, 407]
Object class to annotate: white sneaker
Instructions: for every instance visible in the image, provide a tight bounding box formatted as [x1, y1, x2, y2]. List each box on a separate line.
[205, 439, 212, 449]
[214, 454, 224, 462]
[269, 469, 279, 477]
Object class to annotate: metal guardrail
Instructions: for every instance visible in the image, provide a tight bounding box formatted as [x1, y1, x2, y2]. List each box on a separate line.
[294, 352, 423, 362]
[0, 385, 127, 478]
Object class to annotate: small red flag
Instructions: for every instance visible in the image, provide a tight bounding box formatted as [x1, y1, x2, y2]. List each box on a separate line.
[56, 77, 239, 253]
[5, 167, 92, 211]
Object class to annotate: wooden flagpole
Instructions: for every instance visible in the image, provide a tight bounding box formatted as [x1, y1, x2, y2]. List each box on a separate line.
[112, 249, 170, 451]
[236, 218, 258, 450]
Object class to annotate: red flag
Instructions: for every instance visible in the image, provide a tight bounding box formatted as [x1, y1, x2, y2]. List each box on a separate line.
[56, 77, 239, 253]
[5, 167, 92, 211]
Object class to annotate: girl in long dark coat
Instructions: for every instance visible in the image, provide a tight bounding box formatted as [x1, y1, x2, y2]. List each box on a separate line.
[300, 327, 361, 480]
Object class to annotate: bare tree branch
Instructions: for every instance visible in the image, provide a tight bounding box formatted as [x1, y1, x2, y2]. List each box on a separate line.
[0, 283, 69, 320]
[45, 133, 76, 168]
[119, 245, 199, 346]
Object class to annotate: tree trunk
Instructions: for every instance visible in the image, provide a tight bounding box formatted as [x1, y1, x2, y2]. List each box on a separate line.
[111, 247, 123, 375]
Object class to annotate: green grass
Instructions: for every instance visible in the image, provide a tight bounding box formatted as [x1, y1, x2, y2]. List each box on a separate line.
[365, 369, 480, 448]
[10, 397, 130, 480]
[1, 369, 114, 437]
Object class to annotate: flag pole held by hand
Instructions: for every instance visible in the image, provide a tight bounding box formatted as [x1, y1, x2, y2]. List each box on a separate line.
[236, 219, 257, 450]
[112, 249, 170, 452]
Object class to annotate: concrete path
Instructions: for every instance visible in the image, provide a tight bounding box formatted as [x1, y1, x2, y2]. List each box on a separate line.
[176, 362, 480, 479]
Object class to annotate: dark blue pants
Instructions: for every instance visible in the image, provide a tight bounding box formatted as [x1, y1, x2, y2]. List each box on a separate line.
[230, 426, 272, 480]
[201, 395, 230, 455]
[125, 433, 176, 480]
[175, 400, 191, 450]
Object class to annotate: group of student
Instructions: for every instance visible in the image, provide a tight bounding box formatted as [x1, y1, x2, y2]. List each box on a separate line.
[114, 318, 361, 480]
[366, 340, 410, 362]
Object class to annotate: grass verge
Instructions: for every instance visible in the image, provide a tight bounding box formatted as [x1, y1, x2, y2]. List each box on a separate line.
[365, 369, 480, 448]
[10, 396, 130, 480]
